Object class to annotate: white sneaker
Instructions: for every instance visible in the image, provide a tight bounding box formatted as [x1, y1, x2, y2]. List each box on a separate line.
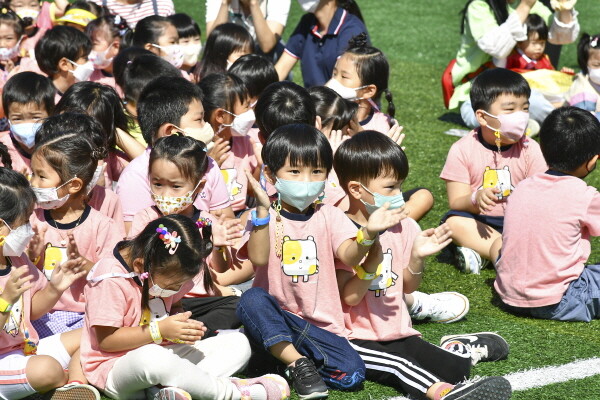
[410, 291, 470, 323]
[455, 246, 486, 274]
[154, 387, 192, 400]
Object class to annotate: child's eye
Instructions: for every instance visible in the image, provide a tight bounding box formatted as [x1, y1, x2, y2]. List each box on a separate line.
[290, 169, 300, 174]
[313, 169, 323, 174]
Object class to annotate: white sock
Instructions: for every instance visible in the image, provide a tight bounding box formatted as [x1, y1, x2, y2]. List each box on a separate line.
[231, 381, 267, 400]
[408, 291, 425, 314]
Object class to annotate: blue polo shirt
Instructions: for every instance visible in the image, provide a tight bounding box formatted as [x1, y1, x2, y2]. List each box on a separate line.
[285, 7, 368, 88]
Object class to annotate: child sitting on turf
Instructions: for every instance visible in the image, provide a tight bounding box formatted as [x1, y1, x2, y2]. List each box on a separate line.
[495, 106, 600, 322]
[0, 71, 54, 175]
[565, 33, 600, 119]
[35, 25, 93, 96]
[116, 76, 232, 233]
[334, 131, 511, 400]
[440, 68, 546, 274]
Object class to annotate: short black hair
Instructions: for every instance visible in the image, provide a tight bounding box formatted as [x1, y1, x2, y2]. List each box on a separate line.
[334, 130, 408, 192]
[35, 25, 92, 77]
[138, 77, 203, 145]
[255, 82, 316, 141]
[262, 124, 333, 175]
[197, 73, 247, 122]
[229, 54, 278, 99]
[524, 14, 548, 41]
[167, 13, 201, 39]
[540, 106, 600, 172]
[2, 72, 56, 116]
[470, 68, 531, 112]
[577, 33, 600, 75]
[113, 47, 154, 91]
[308, 86, 358, 131]
[0, 167, 36, 227]
[120, 54, 182, 105]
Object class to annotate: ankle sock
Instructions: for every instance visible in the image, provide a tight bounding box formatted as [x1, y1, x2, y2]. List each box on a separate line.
[433, 383, 454, 400]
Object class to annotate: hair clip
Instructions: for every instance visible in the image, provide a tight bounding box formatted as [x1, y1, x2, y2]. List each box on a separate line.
[139, 272, 149, 280]
[156, 224, 182, 254]
[196, 217, 212, 229]
[1, 8, 8, 14]
[114, 15, 121, 25]
[591, 37, 599, 48]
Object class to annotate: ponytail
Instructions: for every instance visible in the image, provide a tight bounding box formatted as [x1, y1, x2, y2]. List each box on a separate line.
[384, 89, 395, 119]
[196, 221, 214, 293]
[0, 143, 12, 170]
[338, 0, 364, 23]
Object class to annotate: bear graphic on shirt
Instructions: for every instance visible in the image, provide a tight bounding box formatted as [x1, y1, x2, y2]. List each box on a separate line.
[221, 168, 243, 201]
[480, 166, 515, 200]
[3, 296, 23, 336]
[139, 298, 169, 326]
[43, 243, 68, 280]
[369, 249, 398, 297]
[281, 236, 319, 283]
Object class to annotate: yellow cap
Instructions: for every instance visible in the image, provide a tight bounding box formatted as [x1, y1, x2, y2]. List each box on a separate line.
[56, 8, 97, 27]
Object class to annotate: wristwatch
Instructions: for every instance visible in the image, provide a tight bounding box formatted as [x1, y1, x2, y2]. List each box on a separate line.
[251, 209, 270, 227]
[0, 297, 13, 313]
[353, 264, 377, 281]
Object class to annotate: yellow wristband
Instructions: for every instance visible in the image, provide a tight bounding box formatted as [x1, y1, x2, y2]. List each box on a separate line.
[149, 321, 162, 344]
[353, 264, 377, 281]
[356, 227, 376, 246]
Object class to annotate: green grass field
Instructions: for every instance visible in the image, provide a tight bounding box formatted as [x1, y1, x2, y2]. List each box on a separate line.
[100, 0, 600, 399]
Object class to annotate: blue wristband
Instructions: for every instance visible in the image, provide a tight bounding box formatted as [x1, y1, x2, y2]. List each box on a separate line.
[251, 209, 270, 227]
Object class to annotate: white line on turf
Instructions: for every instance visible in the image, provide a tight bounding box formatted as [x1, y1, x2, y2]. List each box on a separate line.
[387, 357, 600, 400]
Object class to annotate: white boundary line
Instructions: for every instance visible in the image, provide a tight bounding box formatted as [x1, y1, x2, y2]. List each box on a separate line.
[387, 358, 600, 400]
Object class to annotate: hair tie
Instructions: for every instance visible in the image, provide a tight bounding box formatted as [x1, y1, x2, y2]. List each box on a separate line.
[591, 36, 599, 48]
[139, 272, 149, 280]
[156, 224, 181, 254]
[196, 217, 212, 229]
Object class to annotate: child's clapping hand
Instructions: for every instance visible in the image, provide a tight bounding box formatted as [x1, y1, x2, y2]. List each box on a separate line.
[365, 202, 409, 237]
[411, 223, 453, 259]
[49, 257, 87, 292]
[1, 266, 33, 304]
[245, 170, 271, 212]
[211, 217, 243, 247]
[158, 311, 207, 344]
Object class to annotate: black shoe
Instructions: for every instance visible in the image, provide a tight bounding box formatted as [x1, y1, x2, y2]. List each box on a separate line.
[440, 332, 509, 365]
[285, 357, 328, 399]
[442, 376, 512, 400]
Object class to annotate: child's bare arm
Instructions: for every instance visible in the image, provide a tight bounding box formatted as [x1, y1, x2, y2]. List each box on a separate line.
[337, 241, 383, 307]
[446, 181, 498, 214]
[245, 170, 271, 267]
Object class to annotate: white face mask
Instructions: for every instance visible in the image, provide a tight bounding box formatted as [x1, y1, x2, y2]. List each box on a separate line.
[151, 180, 202, 215]
[32, 178, 75, 210]
[148, 274, 179, 298]
[16, 8, 39, 21]
[67, 59, 94, 82]
[181, 42, 202, 66]
[298, 0, 319, 13]
[589, 68, 600, 85]
[86, 164, 104, 195]
[89, 44, 114, 70]
[152, 43, 184, 69]
[9, 121, 42, 149]
[0, 37, 22, 62]
[222, 109, 255, 137]
[325, 78, 368, 100]
[173, 124, 214, 147]
[1, 220, 34, 257]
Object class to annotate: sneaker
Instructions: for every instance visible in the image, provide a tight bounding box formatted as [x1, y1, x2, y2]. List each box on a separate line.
[442, 376, 512, 399]
[410, 291, 470, 323]
[440, 332, 510, 366]
[285, 357, 328, 399]
[455, 246, 487, 274]
[49, 383, 100, 400]
[231, 374, 290, 400]
[153, 387, 192, 400]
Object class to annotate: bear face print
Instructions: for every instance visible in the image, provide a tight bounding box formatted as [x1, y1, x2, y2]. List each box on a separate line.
[281, 236, 319, 283]
[368, 249, 398, 297]
[221, 168, 244, 201]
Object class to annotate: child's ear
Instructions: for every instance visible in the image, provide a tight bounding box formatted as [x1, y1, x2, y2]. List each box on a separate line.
[474, 109, 489, 129]
[132, 257, 145, 274]
[144, 42, 158, 55]
[57, 57, 71, 73]
[66, 177, 84, 194]
[214, 108, 230, 126]
[347, 180, 363, 200]
[587, 155, 599, 172]
[158, 123, 180, 138]
[263, 165, 275, 185]
[359, 84, 377, 100]
[315, 115, 322, 130]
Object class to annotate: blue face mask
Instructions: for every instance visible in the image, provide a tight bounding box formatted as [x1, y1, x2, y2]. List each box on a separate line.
[9, 121, 42, 149]
[360, 183, 405, 215]
[275, 178, 326, 212]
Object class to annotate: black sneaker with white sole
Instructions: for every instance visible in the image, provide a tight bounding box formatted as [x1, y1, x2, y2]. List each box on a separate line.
[285, 357, 328, 399]
[440, 332, 509, 366]
[442, 376, 512, 400]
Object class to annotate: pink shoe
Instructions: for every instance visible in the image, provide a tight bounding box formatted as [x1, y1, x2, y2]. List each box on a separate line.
[231, 374, 290, 400]
[154, 387, 192, 400]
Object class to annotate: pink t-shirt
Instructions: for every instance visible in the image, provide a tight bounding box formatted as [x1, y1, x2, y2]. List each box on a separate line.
[0, 255, 47, 355]
[88, 185, 126, 238]
[341, 218, 421, 341]
[440, 130, 547, 217]
[115, 149, 231, 222]
[220, 136, 258, 212]
[0, 131, 31, 175]
[89, 69, 117, 90]
[81, 255, 192, 389]
[238, 204, 355, 335]
[360, 110, 392, 134]
[103, 151, 130, 190]
[495, 172, 600, 308]
[30, 206, 122, 313]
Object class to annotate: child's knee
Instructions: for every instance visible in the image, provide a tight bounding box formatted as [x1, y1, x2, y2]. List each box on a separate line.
[26, 355, 67, 392]
[237, 287, 276, 318]
[323, 356, 365, 390]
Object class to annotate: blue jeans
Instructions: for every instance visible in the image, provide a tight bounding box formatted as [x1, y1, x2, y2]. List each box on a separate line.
[236, 288, 365, 390]
[506, 264, 600, 322]
[460, 89, 554, 128]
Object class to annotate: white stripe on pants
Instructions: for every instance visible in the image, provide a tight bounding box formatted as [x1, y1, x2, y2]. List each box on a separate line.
[104, 331, 250, 400]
